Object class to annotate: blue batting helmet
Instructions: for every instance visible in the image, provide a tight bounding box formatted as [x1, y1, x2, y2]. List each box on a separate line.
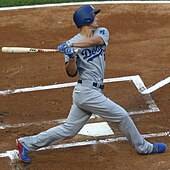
[73, 5, 101, 28]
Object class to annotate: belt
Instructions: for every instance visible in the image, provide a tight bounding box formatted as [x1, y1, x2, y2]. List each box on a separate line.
[77, 79, 104, 90]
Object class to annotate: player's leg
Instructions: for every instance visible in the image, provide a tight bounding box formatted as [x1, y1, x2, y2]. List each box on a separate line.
[95, 101, 166, 154]
[96, 100, 153, 154]
[17, 104, 91, 162]
[18, 104, 91, 150]
[73, 87, 165, 154]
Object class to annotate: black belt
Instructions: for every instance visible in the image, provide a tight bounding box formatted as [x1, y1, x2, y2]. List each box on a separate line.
[78, 80, 104, 90]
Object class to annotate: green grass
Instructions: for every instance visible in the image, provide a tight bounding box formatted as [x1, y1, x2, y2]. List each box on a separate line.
[0, 0, 165, 8]
[0, 0, 110, 7]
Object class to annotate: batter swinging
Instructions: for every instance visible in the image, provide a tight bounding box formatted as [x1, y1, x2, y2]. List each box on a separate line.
[16, 5, 167, 163]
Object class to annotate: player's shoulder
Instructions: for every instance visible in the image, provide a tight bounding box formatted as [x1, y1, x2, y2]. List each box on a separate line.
[66, 34, 83, 46]
[95, 27, 109, 31]
[94, 27, 109, 35]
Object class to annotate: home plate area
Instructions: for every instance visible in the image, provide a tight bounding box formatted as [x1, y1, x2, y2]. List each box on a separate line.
[0, 75, 169, 165]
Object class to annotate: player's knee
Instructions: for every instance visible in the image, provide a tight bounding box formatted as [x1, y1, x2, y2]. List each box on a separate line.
[115, 110, 129, 125]
[62, 124, 78, 139]
[117, 108, 129, 121]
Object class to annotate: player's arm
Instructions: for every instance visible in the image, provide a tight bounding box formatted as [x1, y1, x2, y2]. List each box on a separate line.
[64, 36, 104, 77]
[65, 58, 77, 77]
[57, 44, 77, 77]
[72, 35, 104, 48]
[72, 27, 109, 47]
[63, 35, 105, 76]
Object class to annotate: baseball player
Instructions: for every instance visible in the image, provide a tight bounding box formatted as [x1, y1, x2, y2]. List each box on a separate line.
[16, 5, 167, 163]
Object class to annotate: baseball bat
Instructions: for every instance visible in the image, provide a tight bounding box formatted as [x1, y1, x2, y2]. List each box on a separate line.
[1, 47, 59, 53]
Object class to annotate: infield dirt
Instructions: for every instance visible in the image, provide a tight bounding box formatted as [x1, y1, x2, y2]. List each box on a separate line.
[0, 4, 169, 170]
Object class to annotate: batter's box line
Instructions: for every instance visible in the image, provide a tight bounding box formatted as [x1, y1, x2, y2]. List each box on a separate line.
[130, 75, 160, 113]
[0, 131, 169, 163]
[0, 75, 159, 130]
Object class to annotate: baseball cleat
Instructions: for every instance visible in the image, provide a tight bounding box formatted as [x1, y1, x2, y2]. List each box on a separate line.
[151, 142, 167, 154]
[16, 139, 31, 163]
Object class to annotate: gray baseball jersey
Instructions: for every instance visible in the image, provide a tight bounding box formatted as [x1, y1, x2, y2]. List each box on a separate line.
[18, 27, 153, 155]
[65, 27, 109, 84]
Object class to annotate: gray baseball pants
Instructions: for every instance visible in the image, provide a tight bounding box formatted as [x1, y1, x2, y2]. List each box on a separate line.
[19, 82, 153, 154]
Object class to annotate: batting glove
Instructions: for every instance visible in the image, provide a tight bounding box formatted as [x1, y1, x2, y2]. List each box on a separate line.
[57, 43, 68, 53]
[64, 47, 77, 58]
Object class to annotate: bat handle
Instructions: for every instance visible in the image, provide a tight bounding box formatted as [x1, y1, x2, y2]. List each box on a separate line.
[57, 48, 79, 54]
[74, 49, 79, 54]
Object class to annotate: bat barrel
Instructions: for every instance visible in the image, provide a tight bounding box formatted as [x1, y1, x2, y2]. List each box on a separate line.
[2, 47, 34, 53]
[1, 47, 59, 53]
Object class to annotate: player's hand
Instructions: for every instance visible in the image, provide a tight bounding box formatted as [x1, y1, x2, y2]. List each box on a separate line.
[64, 47, 77, 58]
[57, 43, 68, 52]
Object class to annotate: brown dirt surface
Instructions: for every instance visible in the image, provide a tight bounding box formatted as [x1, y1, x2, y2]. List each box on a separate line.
[0, 3, 169, 170]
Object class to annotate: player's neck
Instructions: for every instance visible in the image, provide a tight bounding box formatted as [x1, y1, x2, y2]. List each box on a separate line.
[79, 26, 94, 38]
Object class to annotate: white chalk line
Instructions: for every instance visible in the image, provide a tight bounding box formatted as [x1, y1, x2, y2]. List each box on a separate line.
[1, 1, 170, 11]
[0, 152, 8, 158]
[0, 75, 160, 130]
[0, 111, 148, 130]
[0, 76, 132, 95]
[131, 75, 160, 112]
[141, 76, 170, 94]
[0, 115, 102, 130]
[0, 131, 169, 161]
[38, 131, 170, 151]
[0, 1, 168, 167]
[0, 109, 158, 130]
[0, 119, 65, 130]
[6, 150, 19, 162]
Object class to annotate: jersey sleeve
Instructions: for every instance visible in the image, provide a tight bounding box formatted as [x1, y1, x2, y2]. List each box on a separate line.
[64, 35, 81, 63]
[94, 27, 109, 46]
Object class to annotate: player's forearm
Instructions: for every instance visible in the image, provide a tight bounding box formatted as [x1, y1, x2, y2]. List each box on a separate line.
[72, 36, 104, 48]
[65, 59, 77, 77]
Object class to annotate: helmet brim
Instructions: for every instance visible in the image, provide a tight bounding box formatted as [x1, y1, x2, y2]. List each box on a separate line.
[93, 9, 101, 15]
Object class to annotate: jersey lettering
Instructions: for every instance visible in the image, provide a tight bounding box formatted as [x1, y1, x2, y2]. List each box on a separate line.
[81, 45, 104, 62]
